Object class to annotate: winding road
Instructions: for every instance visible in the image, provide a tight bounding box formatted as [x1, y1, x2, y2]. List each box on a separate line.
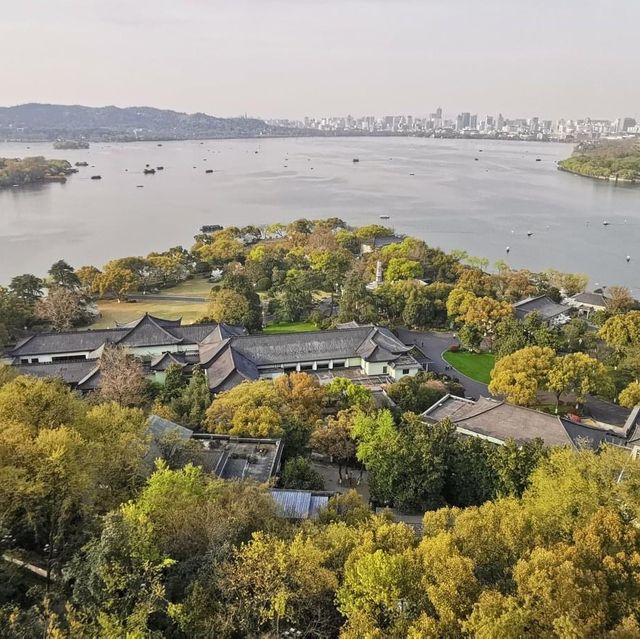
[397, 329, 490, 399]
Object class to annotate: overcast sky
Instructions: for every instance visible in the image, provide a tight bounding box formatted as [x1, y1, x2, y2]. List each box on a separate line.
[2, 0, 638, 120]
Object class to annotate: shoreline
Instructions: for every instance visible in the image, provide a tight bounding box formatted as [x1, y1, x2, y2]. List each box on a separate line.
[556, 165, 640, 185]
[0, 132, 573, 145]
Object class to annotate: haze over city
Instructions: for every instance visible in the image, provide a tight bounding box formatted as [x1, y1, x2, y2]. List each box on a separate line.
[2, 0, 640, 120]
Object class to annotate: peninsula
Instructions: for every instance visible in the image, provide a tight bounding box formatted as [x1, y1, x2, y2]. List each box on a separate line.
[558, 138, 640, 183]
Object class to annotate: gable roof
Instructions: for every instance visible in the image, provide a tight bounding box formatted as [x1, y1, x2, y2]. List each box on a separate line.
[116, 314, 184, 347]
[569, 292, 608, 308]
[6, 314, 224, 358]
[421, 395, 622, 449]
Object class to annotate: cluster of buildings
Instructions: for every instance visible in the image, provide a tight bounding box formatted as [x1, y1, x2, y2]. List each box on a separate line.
[268, 109, 639, 141]
[3, 313, 427, 394]
[3, 297, 640, 519]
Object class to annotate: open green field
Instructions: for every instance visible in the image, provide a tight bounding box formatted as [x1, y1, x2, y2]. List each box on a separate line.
[154, 277, 213, 298]
[443, 351, 496, 384]
[91, 299, 208, 329]
[263, 321, 317, 334]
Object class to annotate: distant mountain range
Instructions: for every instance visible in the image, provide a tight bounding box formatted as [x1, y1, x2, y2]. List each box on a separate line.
[0, 103, 277, 142]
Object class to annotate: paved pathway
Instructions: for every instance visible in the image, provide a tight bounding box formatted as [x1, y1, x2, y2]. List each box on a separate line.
[397, 328, 490, 399]
[128, 294, 206, 303]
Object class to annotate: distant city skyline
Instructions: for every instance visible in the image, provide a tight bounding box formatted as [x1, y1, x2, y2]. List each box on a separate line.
[2, 0, 639, 121]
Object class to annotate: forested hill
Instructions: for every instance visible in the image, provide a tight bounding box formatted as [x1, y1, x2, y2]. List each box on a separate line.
[558, 137, 640, 183]
[0, 103, 274, 141]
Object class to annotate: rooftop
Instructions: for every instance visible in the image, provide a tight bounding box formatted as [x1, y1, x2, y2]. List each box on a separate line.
[192, 433, 283, 483]
[421, 394, 629, 449]
[270, 489, 332, 519]
[569, 291, 609, 308]
[200, 326, 418, 392]
[7, 314, 224, 357]
[513, 295, 571, 322]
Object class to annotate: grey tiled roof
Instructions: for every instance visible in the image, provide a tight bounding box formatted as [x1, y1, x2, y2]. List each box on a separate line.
[513, 296, 570, 321]
[7, 314, 222, 357]
[14, 360, 99, 386]
[116, 315, 184, 347]
[570, 292, 608, 307]
[421, 395, 620, 449]
[201, 327, 414, 393]
[203, 345, 259, 391]
[9, 329, 128, 356]
[230, 327, 410, 366]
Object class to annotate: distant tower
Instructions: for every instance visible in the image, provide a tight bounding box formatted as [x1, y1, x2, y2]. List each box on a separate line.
[375, 260, 383, 285]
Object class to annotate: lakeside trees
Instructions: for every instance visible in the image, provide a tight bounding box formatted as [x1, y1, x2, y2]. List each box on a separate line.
[558, 138, 640, 182]
[0, 156, 74, 188]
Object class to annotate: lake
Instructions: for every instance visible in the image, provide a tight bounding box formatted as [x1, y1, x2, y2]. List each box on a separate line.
[1, 137, 639, 292]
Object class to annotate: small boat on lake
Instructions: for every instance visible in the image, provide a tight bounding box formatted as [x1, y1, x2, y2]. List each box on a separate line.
[91, 175, 102, 180]
[75, 161, 88, 167]
[379, 215, 390, 220]
[352, 158, 360, 163]
[156, 166, 164, 170]
[205, 169, 214, 174]
[144, 168, 156, 175]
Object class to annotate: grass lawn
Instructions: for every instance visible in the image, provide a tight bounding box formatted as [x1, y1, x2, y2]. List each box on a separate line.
[442, 351, 496, 384]
[91, 299, 208, 329]
[263, 321, 317, 334]
[154, 276, 213, 298]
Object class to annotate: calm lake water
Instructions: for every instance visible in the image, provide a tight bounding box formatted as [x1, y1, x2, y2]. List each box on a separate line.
[1, 137, 639, 292]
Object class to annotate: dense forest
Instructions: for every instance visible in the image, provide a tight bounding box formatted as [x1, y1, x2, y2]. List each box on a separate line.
[0, 156, 74, 188]
[558, 138, 640, 182]
[1, 369, 640, 638]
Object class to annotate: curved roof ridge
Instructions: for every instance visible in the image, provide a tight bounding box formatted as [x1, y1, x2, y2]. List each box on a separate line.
[116, 313, 183, 345]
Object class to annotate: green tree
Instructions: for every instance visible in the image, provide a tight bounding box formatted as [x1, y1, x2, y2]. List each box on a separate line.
[386, 258, 423, 282]
[159, 363, 187, 404]
[48, 259, 81, 290]
[386, 372, 447, 414]
[278, 269, 313, 322]
[205, 288, 253, 327]
[279, 456, 325, 490]
[173, 366, 211, 428]
[96, 263, 139, 300]
[8, 274, 44, 303]
[310, 410, 357, 481]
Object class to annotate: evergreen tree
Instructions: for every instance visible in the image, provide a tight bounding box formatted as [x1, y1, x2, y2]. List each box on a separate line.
[173, 366, 211, 428]
[159, 363, 187, 404]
